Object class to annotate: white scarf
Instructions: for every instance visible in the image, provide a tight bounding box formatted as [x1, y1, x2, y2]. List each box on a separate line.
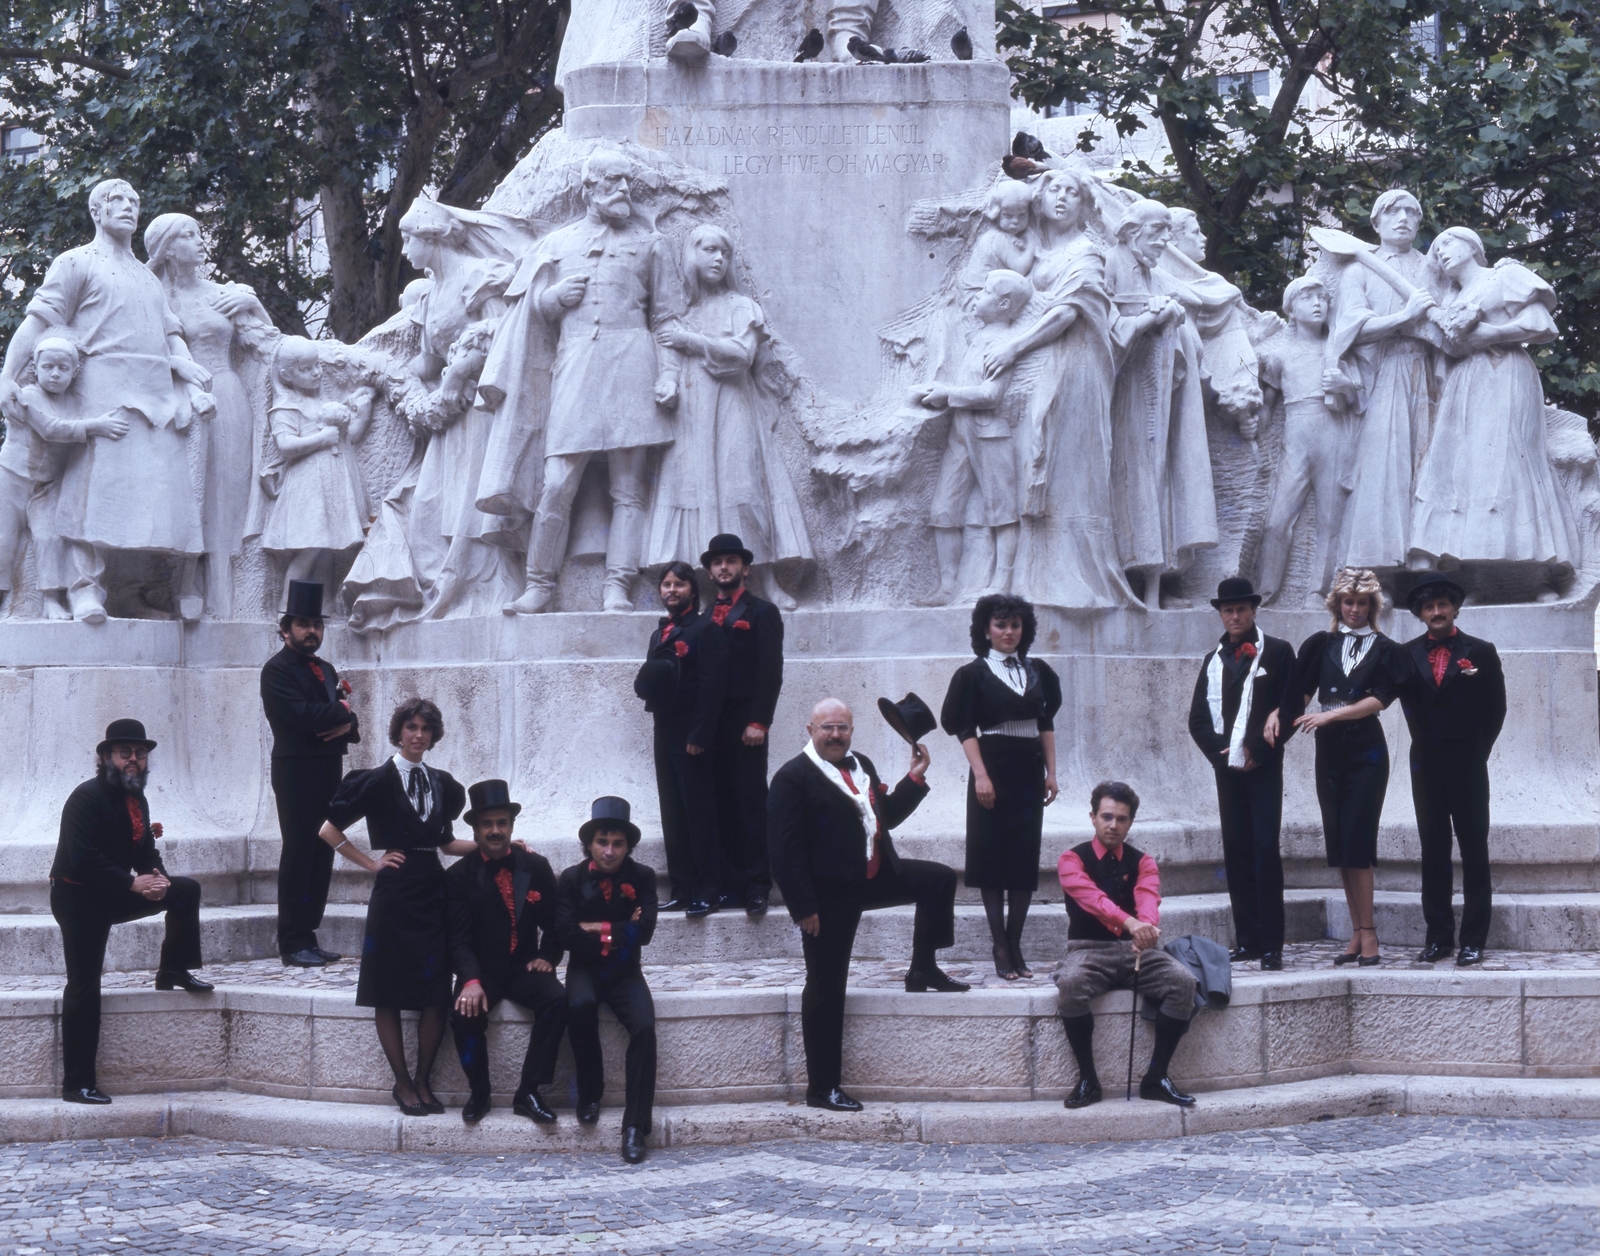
[985, 649, 1029, 696]
[803, 739, 875, 857]
[1205, 627, 1266, 769]
[1338, 623, 1375, 675]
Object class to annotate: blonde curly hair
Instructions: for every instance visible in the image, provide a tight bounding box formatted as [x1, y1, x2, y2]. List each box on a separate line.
[1324, 568, 1384, 628]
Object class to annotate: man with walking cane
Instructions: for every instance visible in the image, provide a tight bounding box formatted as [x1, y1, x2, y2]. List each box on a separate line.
[1055, 781, 1199, 1109]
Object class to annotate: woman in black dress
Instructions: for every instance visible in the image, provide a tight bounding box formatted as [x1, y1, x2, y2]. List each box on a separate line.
[1278, 568, 1397, 967]
[319, 698, 469, 1114]
[939, 594, 1061, 980]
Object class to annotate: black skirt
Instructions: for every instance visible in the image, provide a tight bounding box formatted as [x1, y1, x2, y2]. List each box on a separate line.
[355, 848, 452, 1009]
[1314, 717, 1390, 870]
[963, 734, 1045, 891]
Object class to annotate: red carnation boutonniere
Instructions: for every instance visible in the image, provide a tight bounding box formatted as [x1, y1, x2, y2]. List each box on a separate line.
[149, 822, 163, 839]
[673, 639, 689, 658]
[622, 883, 637, 900]
[874, 783, 889, 798]
[1237, 642, 1257, 660]
[525, 889, 541, 904]
[338, 678, 353, 698]
[733, 620, 752, 631]
[599, 879, 613, 903]
[1457, 657, 1479, 676]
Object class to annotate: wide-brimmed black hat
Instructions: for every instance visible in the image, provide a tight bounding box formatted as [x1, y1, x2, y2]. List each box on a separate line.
[1407, 570, 1466, 615]
[1210, 576, 1262, 609]
[283, 580, 325, 619]
[97, 718, 156, 755]
[463, 779, 522, 826]
[878, 692, 936, 745]
[700, 532, 754, 567]
[579, 796, 640, 845]
[634, 657, 679, 709]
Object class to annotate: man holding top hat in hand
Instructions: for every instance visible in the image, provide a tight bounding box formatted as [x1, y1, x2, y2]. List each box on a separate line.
[768, 695, 967, 1114]
[261, 580, 361, 968]
[447, 779, 567, 1125]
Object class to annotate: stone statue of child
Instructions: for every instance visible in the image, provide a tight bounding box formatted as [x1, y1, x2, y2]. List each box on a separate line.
[1254, 277, 1360, 606]
[958, 181, 1037, 296]
[913, 268, 1035, 603]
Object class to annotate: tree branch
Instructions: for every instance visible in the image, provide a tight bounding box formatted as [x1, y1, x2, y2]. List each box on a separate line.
[0, 44, 133, 80]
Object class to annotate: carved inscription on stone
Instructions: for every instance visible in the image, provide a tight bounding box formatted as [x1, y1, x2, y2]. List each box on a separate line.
[647, 116, 950, 177]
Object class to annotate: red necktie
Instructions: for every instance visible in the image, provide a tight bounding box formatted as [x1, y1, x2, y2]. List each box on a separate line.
[1429, 643, 1450, 685]
[660, 624, 673, 644]
[125, 796, 145, 849]
[308, 659, 326, 684]
[839, 767, 883, 878]
[493, 866, 518, 954]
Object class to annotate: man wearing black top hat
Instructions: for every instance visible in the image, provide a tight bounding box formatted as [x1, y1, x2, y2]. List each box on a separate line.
[1187, 577, 1297, 970]
[702, 533, 784, 915]
[49, 719, 212, 1105]
[447, 779, 567, 1125]
[554, 796, 660, 1164]
[261, 580, 361, 968]
[1394, 571, 1507, 967]
[768, 696, 968, 1114]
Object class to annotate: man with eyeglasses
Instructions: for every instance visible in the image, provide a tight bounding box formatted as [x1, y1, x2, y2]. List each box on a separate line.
[49, 719, 211, 1105]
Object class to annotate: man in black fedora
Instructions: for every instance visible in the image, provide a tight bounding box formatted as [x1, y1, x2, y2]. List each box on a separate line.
[1187, 577, 1297, 970]
[768, 696, 967, 1114]
[1394, 571, 1506, 966]
[447, 779, 567, 1125]
[261, 580, 361, 968]
[49, 719, 212, 1104]
[554, 796, 660, 1164]
[702, 533, 785, 915]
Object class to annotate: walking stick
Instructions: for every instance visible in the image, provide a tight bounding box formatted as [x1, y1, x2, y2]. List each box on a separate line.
[1125, 947, 1142, 1101]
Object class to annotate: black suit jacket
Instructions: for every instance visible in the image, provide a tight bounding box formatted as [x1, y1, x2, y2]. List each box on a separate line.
[767, 750, 929, 922]
[554, 857, 659, 974]
[713, 592, 784, 727]
[1396, 629, 1507, 760]
[50, 777, 166, 895]
[638, 608, 728, 749]
[446, 846, 563, 985]
[260, 645, 361, 761]
[1187, 633, 1298, 770]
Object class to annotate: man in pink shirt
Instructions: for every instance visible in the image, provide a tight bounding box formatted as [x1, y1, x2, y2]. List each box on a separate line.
[1055, 781, 1198, 1109]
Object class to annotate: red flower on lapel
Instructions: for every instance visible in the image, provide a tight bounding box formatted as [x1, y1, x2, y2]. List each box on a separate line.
[1457, 657, 1478, 675]
[338, 678, 353, 697]
[525, 889, 541, 904]
[621, 883, 637, 900]
[1236, 642, 1257, 660]
[149, 822, 163, 839]
[673, 640, 689, 658]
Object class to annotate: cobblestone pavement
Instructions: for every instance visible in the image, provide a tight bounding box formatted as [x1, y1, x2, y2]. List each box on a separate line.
[2, 1116, 1596, 1254]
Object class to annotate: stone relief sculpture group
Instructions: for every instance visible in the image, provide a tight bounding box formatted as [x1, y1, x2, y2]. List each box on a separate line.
[0, 155, 1585, 626]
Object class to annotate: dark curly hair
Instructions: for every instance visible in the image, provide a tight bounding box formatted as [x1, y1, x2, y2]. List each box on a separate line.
[658, 560, 701, 614]
[388, 697, 445, 748]
[969, 594, 1037, 657]
[1090, 780, 1140, 819]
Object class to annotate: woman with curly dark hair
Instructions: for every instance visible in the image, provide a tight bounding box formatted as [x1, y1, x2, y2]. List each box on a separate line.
[319, 697, 469, 1114]
[939, 594, 1061, 979]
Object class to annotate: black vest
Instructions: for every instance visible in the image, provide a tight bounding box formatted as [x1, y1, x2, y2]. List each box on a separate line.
[1065, 840, 1143, 942]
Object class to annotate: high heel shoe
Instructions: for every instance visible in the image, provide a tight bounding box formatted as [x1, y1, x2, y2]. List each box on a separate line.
[1009, 941, 1033, 980]
[992, 942, 1019, 981]
[391, 1085, 428, 1117]
[416, 1088, 445, 1115]
[1335, 925, 1373, 966]
[1356, 927, 1381, 966]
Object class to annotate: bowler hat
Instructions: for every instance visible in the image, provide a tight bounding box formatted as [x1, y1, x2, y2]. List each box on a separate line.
[1407, 570, 1466, 615]
[878, 692, 936, 745]
[1210, 576, 1262, 609]
[283, 580, 325, 620]
[634, 657, 679, 709]
[579, 796, 641, 845]
[700, 533, 755, 567]
[463, 779, 521, 826]
[97, 718, 156, 755]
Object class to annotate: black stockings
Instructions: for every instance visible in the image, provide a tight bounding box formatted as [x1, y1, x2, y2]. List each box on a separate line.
[981, 889, 1034, 976]
[374, 1007, 448, 1105]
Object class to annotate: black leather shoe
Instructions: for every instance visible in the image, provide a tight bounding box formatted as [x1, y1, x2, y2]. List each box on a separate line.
[1259, 952, 1283, 971]
[658, 898, 690, 913]
[1139, 1076, 1197, 1107]
[1063, 1077, 1102, 1109]
[745, 894, 768, 916]
[805, 1087, 863, 1112]
[715, 891, 744, 911]
[418, 1092, 445, 1115]
[1455, 946, 1484, 967]
[1416, 942, 1454, 963]
[313, 947, 342, 963]
[684, 898, 718, 918]
[621, 1125, 648, 1164]
[391, 1085, 428, 1116]
[461, 1092, 491, 1124]
[154, 969, 214, 992]
[282, 949, 328, 968]
[576, 1100, 601, 1124]
[513, 1089, 557, 1123]
[905, 966, 971, 993]
[1228, 947, 1262, 963]
[62, 1086, 112, 1105]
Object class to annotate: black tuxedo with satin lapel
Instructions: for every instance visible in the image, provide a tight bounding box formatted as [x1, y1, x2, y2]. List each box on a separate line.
[710, 591, 785, 899]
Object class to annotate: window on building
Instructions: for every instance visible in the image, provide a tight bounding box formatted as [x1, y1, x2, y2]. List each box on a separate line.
[1, 127, 42, 163]
[1214, 70, 1270, 101]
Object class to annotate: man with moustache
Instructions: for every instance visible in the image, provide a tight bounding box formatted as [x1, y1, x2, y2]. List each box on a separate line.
[768, 698, 968, 1114]
[702, 533, 784, 915]
[49, 719, 211, 1104]
[1395, 572, 1507, 967]
[261, 580, 361, 968]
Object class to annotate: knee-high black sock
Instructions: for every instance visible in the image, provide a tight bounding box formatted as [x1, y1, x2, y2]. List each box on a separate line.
[1142, 1012, 1189, 1084]
[1061, 1013, 1097, 1084]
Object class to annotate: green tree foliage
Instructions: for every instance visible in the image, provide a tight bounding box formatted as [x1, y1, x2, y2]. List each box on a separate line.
[998, 0, 1600, 419]
[0, 0, 566, 342]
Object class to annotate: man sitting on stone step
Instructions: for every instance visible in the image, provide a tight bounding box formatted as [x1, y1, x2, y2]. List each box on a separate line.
[1056, 780, 1198, 1109]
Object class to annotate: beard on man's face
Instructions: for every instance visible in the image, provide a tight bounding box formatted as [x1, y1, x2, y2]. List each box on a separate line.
[100, 758, 148, 794]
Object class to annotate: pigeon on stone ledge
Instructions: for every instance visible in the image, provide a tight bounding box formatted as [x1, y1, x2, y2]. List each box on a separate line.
[1013, 131, 1051, 160]
[666, 0, 698, 36]
[712, 30, 737, 55]
[847, 35, 929, 63]
[951, 26, 973, 60]
[794, 28, 823, 61]
[1001, 154, 1043, 179]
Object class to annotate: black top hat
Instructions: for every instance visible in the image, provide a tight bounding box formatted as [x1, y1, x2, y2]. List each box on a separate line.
[878, 692, 936, 745]
[700, 532, 755, 567]
[463, 779, 522, 826]
[1210, 576, 1262, 609]
[579, 796, 641, 845]
[1407, 570, 1466, 615]
[284, 580, 325, 620]
[97, 718, 157, 755]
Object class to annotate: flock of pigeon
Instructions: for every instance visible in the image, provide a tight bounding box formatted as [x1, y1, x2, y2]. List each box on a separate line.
[662, 1, 975, 63]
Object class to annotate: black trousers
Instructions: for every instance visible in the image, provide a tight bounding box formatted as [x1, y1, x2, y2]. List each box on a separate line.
[450, 967, 569, 1097]
[1214, 764, 1285, 954]
[566, 963, 656, 1132]
[654, 717, 725, 902]
[800, 859, 957, 1094]
[711, 699, 771, 897]
[51, 877, 203, 1091]
[272, 756, 345, 955]
[1410, 745, 1492, 950]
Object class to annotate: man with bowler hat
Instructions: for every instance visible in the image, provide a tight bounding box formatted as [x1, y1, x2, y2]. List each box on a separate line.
[1395, 571, 1506, 966]
[554, 796, 660, 1164]
[50, 719, 212, 1104]
[447, 779, 568, 1125]
[1187, 577, 1297, 969]
[702, 533, 785, 915]
[261, 580, 361, 967]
